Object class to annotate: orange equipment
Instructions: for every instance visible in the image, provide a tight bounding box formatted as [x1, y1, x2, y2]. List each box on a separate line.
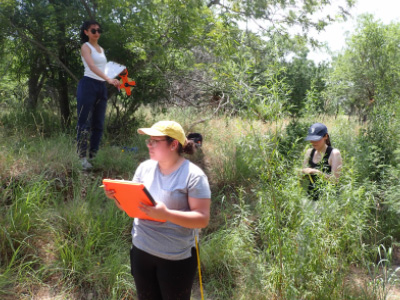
[102, 179, 165, 222]
[118, 69, 136, 96]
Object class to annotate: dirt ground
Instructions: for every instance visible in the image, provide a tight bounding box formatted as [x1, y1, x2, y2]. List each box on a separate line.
[345, 244, 400, 300]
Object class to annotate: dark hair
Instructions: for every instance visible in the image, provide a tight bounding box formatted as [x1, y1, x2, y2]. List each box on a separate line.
[80, 20, 101, 43]
[166, 136, 196, 155]
[187, 132, 203, 148]
[325, 134, 332, 147]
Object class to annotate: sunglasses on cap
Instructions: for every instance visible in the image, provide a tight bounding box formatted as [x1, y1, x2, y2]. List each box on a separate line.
[90, 28, 102, 34]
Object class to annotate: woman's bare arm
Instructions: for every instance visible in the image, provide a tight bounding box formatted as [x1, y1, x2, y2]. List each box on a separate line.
[139, 197, 211, 229]
[329, 149, 342, 179]
[81, 44, 119, 87]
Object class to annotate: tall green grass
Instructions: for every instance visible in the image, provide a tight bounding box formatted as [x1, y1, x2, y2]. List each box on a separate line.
[54, 177, 136, 299]
[1, 107, 400, 299]
[199, 115, 400, 299]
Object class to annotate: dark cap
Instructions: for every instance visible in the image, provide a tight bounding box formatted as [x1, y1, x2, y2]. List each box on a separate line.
[305, 123, 328, 141]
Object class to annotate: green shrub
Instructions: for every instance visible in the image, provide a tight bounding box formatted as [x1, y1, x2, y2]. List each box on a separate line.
[356, 105, 399, 182]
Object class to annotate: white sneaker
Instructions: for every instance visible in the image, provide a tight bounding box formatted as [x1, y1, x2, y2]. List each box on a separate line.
[80, 157, 93, 170]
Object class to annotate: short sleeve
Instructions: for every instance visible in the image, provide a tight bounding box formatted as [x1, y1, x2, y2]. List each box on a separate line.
[132, 163, 144, 183]
[188, 174, 211, 199]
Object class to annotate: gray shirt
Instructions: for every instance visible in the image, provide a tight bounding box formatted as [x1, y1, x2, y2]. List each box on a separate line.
[131, 159, 211, 260]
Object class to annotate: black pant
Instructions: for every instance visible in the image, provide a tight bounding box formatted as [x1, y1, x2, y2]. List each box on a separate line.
[76, 76, 108, 158]
[130, 245, 198, 300]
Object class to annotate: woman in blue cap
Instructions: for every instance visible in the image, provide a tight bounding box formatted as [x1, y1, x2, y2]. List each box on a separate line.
[301, 123, 342, 200]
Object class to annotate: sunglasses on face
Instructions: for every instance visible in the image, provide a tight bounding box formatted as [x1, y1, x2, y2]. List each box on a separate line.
[90, 28, 102, 34]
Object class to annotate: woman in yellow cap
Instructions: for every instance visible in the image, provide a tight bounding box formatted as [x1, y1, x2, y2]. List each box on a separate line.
[106, 120, 211, 300]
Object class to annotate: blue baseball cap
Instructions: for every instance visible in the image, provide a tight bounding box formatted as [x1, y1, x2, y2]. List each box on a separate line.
[305, 123, 328, 141]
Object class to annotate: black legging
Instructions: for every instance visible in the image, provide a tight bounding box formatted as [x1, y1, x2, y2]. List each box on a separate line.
[130, 244, 198, 300]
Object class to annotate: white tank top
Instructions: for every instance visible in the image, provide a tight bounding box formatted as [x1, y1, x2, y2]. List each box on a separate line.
[81, 42, 107, 81]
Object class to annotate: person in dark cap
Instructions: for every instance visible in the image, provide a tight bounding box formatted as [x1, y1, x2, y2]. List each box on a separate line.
[301, 123, 342, 200]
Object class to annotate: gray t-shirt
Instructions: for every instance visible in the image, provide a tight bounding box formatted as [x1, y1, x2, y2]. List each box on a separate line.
[131, 159, 211, 260]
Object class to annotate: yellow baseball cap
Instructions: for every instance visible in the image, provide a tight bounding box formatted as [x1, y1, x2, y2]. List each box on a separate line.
[137, 121, 186, 146]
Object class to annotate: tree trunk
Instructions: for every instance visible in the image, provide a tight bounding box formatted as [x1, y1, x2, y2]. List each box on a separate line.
[26, 76, 40, 110]
[58, 69, 70, 130]
[25, 57, 46, 110]
[56, 15, 71, 130]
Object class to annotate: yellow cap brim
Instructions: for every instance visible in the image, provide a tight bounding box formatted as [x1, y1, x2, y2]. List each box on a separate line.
[137, 128, 166, 136]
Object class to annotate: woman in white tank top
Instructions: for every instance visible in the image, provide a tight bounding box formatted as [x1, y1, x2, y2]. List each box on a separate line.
[76, 20, 120, 170]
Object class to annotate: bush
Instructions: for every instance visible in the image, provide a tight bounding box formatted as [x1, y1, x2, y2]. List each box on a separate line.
[356, 105, 399, 182]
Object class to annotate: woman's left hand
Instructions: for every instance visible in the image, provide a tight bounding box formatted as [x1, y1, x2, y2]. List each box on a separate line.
[302, 167, 321, 175]
[107, 78, 120, 88]
[139, 201, 169, 221]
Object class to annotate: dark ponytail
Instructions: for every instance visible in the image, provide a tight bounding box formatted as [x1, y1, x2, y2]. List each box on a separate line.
[166, 137, 196, 155]
[325, 134, 332, 147]
[181, 139, 196, 155]
[80, 20, 101, 43]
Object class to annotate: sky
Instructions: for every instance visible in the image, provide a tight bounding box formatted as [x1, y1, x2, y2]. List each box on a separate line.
[308, 0, 400, 63]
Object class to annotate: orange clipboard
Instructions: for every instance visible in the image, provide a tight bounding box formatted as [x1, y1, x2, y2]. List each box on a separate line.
[102, 179, 165, 222]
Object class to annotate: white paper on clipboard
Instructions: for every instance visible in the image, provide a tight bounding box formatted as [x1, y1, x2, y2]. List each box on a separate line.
[105, 61, 126, 79]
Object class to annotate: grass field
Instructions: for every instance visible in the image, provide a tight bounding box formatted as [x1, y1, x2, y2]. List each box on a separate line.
[1, 106, 399, 299]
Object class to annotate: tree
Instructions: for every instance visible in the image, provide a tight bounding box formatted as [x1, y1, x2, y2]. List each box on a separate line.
[201, 0, 354, 120]
[0, 0, 83, 129]
[0, 0, 214, 129]
[208, 0, 354, 41]
[0, 0, 356, 128]
[328, 14, 400, 119]
[283, 50, 317, 115]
